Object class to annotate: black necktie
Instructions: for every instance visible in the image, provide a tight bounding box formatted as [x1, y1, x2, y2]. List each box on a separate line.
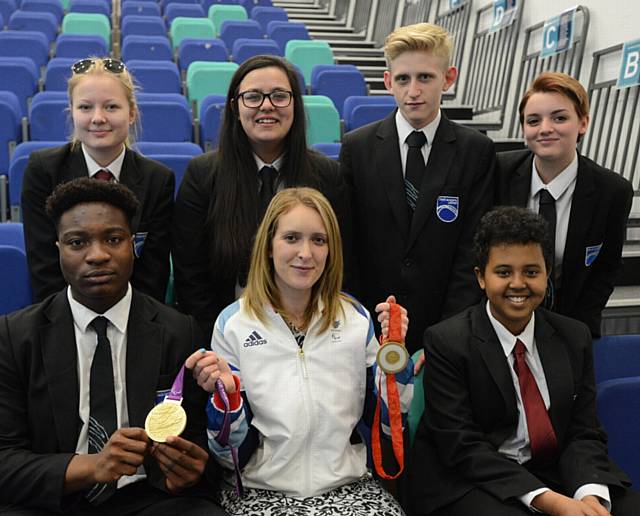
[538, 189, 556, 309]
[405, 131, 427, 212]
[86, 316, 117, 504]
[259, 166, 278, 214]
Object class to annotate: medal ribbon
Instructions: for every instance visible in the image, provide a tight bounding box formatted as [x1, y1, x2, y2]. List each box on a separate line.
[371, 302, 405, 479]
[214, 379, 244, 498]
[166, 365, 185, 401]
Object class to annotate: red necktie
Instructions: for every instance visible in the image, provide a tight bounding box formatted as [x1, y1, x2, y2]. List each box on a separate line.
[513, 339, 558, 464]
[94, 169, 114, 182]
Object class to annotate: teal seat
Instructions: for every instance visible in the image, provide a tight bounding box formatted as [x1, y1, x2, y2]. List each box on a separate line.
[408, 349, 424, 446]
[302, 94, 335, 107]
[285, 39, 333, 84]
[61, 12, 111, 50]
[171, 17, 216, 50]
[186, 61, 238, 115]
[304, 97, 340, 145]
[208, 4, 247, 37]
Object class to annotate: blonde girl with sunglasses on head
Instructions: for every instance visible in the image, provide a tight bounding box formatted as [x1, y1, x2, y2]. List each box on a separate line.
[21, 57, 175, 303]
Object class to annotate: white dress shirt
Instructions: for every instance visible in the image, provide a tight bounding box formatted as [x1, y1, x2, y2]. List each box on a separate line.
[68, 284, 146, 489]
[395, 109, 441, 177]
[82, 143, 126, 182]
[527, 153, 578, 287]
[486, 302, 610, 511]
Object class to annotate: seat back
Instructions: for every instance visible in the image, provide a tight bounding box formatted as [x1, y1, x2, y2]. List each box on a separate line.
[199, 93, 225, 150]
[21, 0, 64, 23]
[121, 35, 172, 61]
[164, 3, 204, 24]
[219, 19, 261, 51]
[266, 21, 309, 53]
[8, 10, 58, 42]
[0, 30, 50, 69]
[0, 245, 33, 315]
[177, 37, 227, 72]
[54, 33, 107, 58]
[170, 17, 216, 50]
[121, 14, 166, 38]
[285, 39, 333, 84]
[343, 95, 396, 132]
[251, 6, 287, 34]
[122, 1, 160, 16]
[0, 0, 17, 28]
[61, 12, 111, 50]
[0, 91, 22, 175]
[138, 99, 193, 141]
[208, 4, 247, 37]
[0, 56, 39, 117]
[0, 222, 24, 249]
[597, 377, 640, 487]
[311, 64, 367, 117]
[68, 0, 111, 17]
[231, 37, 281, 63]
[186, 60, 237, 114]
[304, 98, 340, 145]
[44, 57, 75, 90]
[126, 60, 181, 93]
[593, 335, 640, 384]
[311, 142, 340, 161]
[29, 91, 70, 140]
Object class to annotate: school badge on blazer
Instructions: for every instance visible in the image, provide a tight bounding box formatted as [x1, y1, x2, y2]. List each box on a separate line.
[436, 196, 459, 223]
[134, 232, 148, 258]
[585, 243, 602, 266]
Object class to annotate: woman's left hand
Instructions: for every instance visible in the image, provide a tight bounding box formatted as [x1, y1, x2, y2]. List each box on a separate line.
[375, 295, 409, 341]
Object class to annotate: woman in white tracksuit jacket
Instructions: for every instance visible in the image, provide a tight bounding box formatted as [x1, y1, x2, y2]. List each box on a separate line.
[186, 187, 414, 515]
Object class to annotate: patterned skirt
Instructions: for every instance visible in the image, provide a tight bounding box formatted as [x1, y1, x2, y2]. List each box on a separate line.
[219, 474, 406, 516]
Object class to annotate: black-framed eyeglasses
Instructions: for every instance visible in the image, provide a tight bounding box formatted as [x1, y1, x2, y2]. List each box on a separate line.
[71, 58, 126, 75]
[236, 90, 293, 108]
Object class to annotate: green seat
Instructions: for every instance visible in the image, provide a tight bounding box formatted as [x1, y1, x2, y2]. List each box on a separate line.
[61, 0, 70, 9]
[171, 18, 216, 50]
[304, 97, 340, 145]
[164, 254, 175, 307]
[302, 94, 335, 107]
[408, 349, 425, 446]
[285, 39, 333, 84]
[208, 5, 247, 37]
[62, 13, 111, 50]
[186, 61, 238, 115]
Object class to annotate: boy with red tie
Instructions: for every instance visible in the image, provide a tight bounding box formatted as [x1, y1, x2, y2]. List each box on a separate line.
[408, 206, 638, 515]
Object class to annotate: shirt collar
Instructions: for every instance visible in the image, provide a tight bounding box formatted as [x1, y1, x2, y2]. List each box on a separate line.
[530, 151, 578, 201]
[67, 283, 132, 335]
[82, 143, 126, 181]
[254, 153, 285, 172]
[485, 300, 536, 357]
[395, 108, 441, 148]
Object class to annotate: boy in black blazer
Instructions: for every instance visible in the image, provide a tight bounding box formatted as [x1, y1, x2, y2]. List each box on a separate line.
[340, 22, 495, 355]
[407, 206, 638, 516]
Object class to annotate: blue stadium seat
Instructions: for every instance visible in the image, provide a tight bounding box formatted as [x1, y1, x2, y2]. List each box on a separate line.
[266, 21, 308, 53]
[0, 91, 22, 175]
[0, 12, 3, 29]
[0, 221, 25, 250]
[343, 95, 396, 132]
[177, 37, 228, 73]
[138, 97, 193, 142]
[8, 140, 64, 220]
[121, 35, 173, 62]
[0, 245, 33, 314]
[311, 64, 367, 117]
[593, 335, 640, 384]
[0, 30, 50, 69]
[199, 93, 225, 150]
[135, 141, 202, 155]
[44, 57, 75, 90]
[0, 0, 17, 29]
[137, 91, 189, 107]
[126, 60, 181, 94]
[164, 2, 204, 24]
[68, 0, 111, 16]
[251, 6, 286, 34]
[121, 1, 161, 17]
[311, 143, 340, 161]
[141, 153, 198, 195]
[238, 0, 272, 14]
[54, 33, 108, 58]
[8, 10, 58, 42]
[0, 57, 39, 117]
[597, 377, 640, 487]
[29, 91, 69, 141]
[219, 19, 262, 52]
[159, 0, 200, 11]
[21, 0, 64, 23]
[121, 14, 166, 38]
[231, 38, 281, 63]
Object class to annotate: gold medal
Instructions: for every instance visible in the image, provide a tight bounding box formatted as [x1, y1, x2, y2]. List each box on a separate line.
[376, 341, 409, 374]
[145, 401, 187, 443]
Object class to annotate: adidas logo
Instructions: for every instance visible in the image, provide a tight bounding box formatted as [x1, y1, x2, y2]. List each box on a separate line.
[243, 330, 267, 347]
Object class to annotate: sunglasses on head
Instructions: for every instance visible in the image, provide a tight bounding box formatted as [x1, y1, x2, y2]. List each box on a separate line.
[71, 58, 126, 75]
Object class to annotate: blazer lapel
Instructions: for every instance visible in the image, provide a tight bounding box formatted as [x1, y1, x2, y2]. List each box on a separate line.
[374, 113, 411, 237]
[119, 150, 145, 232]
[407, 115, 453, 249]
[471, 305, 518, 420]
[40, 291, 82, 451]
[559, 157, 596, 307]
[60, 144, 90, 183]
[534, 311, 573, 441]
[125, 291, 163, 428]
[509, 153, 533, 207]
